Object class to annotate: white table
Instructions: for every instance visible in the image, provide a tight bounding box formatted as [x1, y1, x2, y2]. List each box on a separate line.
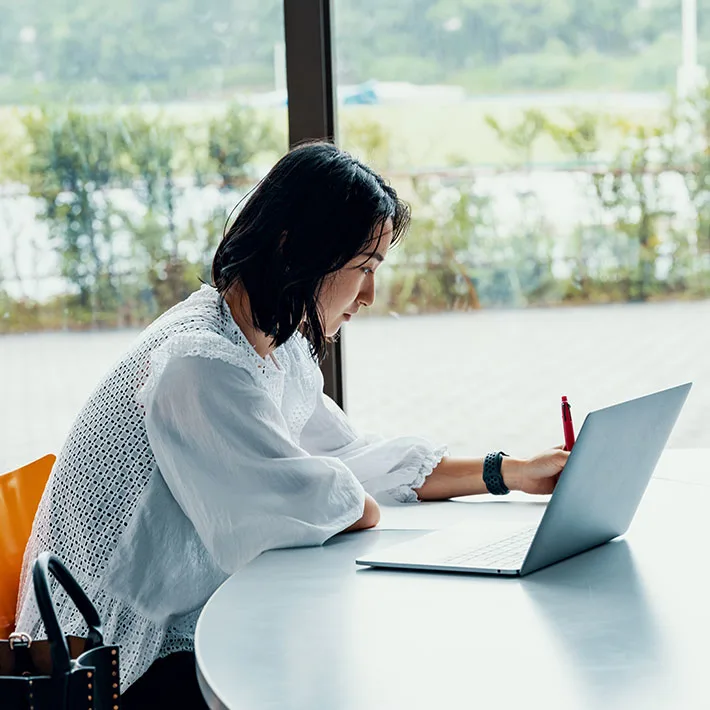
[195, 449, 710, 710]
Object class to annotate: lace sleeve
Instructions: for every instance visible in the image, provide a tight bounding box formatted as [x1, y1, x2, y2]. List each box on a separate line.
[299, 376, 448, 504]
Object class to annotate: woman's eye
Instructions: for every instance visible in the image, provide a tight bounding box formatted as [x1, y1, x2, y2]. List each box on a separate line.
[361, 267, 373, 275]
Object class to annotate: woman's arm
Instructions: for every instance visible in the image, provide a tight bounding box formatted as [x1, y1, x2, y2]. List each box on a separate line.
[299, 385, 447, 503]
[300, 376, 568, 502]
[414, 450, 569, 501]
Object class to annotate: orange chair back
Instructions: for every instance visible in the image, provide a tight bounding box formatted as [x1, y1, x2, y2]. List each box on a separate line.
[0, 454, 55, 639]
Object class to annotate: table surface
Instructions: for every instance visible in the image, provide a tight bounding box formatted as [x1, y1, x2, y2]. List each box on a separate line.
[195, 449, 710, 710]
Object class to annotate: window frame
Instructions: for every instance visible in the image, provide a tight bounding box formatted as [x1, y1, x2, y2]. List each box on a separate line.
[283, 0, 346, 408]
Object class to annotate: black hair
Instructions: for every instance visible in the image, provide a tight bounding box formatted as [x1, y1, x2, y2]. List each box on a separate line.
[212, 141, 410, 362]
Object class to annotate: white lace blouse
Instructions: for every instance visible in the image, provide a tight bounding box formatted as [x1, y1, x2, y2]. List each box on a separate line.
[16, 285, 446, 691]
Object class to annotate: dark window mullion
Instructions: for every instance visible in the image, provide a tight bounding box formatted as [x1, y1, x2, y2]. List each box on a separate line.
[283, 0, 346, 409]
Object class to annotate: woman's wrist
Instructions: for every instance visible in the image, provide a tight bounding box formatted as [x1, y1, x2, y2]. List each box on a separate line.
[500, 457, 526, 492]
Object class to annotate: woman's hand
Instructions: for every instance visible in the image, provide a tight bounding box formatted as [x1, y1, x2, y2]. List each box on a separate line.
[502, 448, 570, 495]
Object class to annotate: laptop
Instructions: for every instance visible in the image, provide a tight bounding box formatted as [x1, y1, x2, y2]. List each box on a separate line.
[356, 383, 692, 577]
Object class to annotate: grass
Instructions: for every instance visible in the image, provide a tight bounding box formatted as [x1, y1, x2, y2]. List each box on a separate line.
[0, 92, 671, 181]
[337, 97, 669, 169]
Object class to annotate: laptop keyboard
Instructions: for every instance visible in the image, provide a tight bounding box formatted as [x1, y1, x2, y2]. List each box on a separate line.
[438, 526, 537, 569]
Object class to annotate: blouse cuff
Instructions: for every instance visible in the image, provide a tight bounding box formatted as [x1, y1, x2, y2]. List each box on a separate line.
[386, 445, 448, 504]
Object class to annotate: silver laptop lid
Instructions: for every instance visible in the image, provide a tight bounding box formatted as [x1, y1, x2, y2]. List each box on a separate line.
[520, 382, 692, 575]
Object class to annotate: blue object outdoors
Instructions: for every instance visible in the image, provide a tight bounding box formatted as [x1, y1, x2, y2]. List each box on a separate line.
[341, 80, 379, 105]
[283, 80, 380, 106]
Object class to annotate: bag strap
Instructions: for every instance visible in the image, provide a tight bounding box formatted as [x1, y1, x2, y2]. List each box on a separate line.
[32, 552, 105, 676]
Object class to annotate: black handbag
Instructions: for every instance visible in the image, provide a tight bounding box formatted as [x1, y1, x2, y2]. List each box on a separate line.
[0, 552, 120, 709]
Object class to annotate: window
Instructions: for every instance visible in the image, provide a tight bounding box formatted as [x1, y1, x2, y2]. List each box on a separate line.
[333, 0, 709, 456]
[3, 1, 707, 470]
[0, 0, 289, 469]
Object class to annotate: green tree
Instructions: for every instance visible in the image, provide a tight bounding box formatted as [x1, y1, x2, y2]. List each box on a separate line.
[485, 109, 548, 167]
[667, 86, 710, 295]
[545, 110, 607, 294]
[483, 109, 558, 303]
[4, 0, 710, 99]
[592, 119, 672, 301]
[22, 107, 129, 322]
[387, 178, 494, 312]
[208, 103, 279, 189]
[0, 111, 30, 184]
[430, 0, 572, 66]
[121, 112, 196, 312]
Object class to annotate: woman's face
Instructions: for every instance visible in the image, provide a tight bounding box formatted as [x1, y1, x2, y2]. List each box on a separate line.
[318, 219, 393, 337]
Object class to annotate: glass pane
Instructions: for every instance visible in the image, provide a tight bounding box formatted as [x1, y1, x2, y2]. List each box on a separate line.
[334, 0, 710, 456]
[1, 0, 289, 470]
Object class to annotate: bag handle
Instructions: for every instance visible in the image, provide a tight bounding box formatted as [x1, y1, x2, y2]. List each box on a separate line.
[32, 552, 105, 675]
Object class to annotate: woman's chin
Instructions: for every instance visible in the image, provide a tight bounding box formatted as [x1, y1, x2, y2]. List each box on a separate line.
[325, 320, 346, 337]
[324, 312, 352, 337]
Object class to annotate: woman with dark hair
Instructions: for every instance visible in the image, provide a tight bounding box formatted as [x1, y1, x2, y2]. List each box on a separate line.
[16, 142, 567, 708]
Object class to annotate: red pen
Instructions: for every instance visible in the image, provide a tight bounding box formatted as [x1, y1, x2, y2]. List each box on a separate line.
[561, 396, 576, 451]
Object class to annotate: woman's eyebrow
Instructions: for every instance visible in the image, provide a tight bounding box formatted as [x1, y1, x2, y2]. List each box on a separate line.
[356, 251, 384, 266]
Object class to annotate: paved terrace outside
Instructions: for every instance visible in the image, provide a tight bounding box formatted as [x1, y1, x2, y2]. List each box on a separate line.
[2, 299, 708, 472]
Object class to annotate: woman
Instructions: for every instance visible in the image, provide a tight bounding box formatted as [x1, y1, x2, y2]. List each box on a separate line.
[16, 142, 568, 707]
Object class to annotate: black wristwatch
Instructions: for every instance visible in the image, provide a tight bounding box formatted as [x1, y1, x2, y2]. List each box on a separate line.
[483, 451, 510, 495]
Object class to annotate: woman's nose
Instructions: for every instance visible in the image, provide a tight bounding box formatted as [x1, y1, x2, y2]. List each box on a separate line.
[359, 274, 375, 307]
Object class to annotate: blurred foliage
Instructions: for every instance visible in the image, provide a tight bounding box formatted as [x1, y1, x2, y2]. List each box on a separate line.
[671, 88, 710, 261]
[2, 88, 710, 331]
[339, 115, 394, 171]
[22, 108, 130, 318]
[1, 103, 278, 330]
[381, 88, 710, 314]
[590, 119, 673, 301]
[1, 0, 710, 101]
[208, 104, 279, 188]
[0, 110, 30, 184]
[387, 180, 485, 312]
[4, 0, 710, 333]
[485, 110, 548, 167]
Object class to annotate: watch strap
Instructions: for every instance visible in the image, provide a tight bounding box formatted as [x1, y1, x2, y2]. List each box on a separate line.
[483, 451, 510, 495]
